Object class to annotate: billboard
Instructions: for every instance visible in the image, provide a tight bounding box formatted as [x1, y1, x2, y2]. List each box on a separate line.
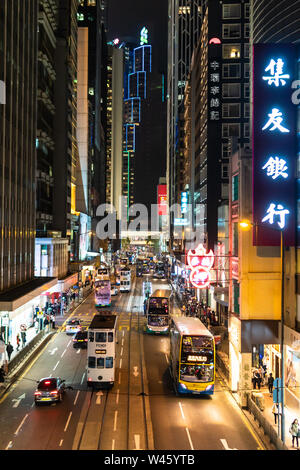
[157, 184, 167, 216]
[252, 44, 297, 246]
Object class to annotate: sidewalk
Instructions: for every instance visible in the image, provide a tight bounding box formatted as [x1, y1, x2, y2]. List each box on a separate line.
[0, 285, 92, 400]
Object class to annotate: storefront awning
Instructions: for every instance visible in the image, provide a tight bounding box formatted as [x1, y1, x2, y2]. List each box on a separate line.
[0, 277, 57, 312]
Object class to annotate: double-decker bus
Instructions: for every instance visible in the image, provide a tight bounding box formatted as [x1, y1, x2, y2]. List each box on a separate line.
[94, 276, 111, 307]
[87, 314, 117, 388]
[146, 289, 172, 334]
[120, 268, 131, 293]
[169, 316, 215, 395]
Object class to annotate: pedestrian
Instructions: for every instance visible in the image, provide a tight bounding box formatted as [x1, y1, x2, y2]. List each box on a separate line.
[272, 403, 282, 425]
[50, 314, 55, 329]
[6, 342, 14, 361]
[0, 365, 5, 388]
[267, 373, 274, 395]
[21, 331, 26, 348]
[35, 318, 39, 333]
[16, 334, 20, 351]
[289, 419, 299, 448]
[253, 370, 262, 390]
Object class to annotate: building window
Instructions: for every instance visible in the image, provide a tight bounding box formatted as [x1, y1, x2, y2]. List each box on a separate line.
[222, 123, 240, 138]
[223, 63, 241, 78]
[244, 123, 250, 137]
[244, 83, 250, 99]
[244, 4, 250, 18]
[222, 143, 231, 158]
[244, 23, 250, 38]
[244, 43, 250, 59]
[232, 175, 239, 202]
[77, 13, 84, 21]
[222, 83, 240, 98]
[222, 164, 229, 178]
[222, 103, 240, 118]
[244, 103, 250, 118]
[244, 63, 250, 78]
[222, 4, 241, 19]
[222, 24, 241, 39]
[223, 44, 241, 59]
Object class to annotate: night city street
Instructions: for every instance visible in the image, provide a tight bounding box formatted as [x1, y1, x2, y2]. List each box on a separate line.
[0, 0, 300, 460]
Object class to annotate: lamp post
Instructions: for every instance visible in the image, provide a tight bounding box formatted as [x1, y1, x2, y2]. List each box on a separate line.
[239, 219, 285, 444]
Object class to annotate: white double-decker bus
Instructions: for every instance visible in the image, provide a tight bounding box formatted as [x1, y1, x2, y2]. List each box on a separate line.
[87, 314, 117, 389]
[146, 289, 172, 334]
[120, 268, 131, 293]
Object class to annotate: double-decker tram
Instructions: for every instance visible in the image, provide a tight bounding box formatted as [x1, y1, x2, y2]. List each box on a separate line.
[87, 314, 117, 388]
[170, 316, 215, 395]
[146, 289, 172, 334]
[120, 268, 131, 293]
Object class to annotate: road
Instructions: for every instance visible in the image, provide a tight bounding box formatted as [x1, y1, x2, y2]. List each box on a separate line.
[0, 273, 265, 450]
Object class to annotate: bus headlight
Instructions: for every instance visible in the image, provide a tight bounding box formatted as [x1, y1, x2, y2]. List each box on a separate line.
[179, 383, 187, 391]
[205, 384, 213, 391]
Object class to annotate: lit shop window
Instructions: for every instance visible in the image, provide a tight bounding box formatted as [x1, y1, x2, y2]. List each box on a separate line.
[223, 44, 241, 59]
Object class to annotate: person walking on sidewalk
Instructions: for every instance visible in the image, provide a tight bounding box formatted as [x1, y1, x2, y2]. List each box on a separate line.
[0, 365, 5, 388]
[267, 373, 274, 395]
[272, 403, 282, 425]
[6, 342, 13, 361]
[289, 419, 299, 448]
[16, 334, 20, 352]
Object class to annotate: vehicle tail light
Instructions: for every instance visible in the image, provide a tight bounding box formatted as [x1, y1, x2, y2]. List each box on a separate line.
[50, 390, 58, 395]
[85, 339, 88, 342]
[34, 391, 42, 396]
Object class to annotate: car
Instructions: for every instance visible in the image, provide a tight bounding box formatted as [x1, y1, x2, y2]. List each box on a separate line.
[153, 271, 165, 279]
[111, 285, 118, 296]
[34, 377, 66, 405]
[65, 318, 82, 334]
[72, 330, 88, 348]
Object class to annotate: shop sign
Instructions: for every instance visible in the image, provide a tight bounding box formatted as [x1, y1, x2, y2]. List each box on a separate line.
[186, 244, 214, 289]
[209, 60, 220, 121]
[253, 44, 297, 246]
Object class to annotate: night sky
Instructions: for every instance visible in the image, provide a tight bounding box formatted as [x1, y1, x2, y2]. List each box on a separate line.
[107, 0, 168, 210]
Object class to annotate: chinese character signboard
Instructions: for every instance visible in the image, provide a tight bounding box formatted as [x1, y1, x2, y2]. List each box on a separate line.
[209, 60, 220, 121]
[186, 244, 214, 289]
[253, 44, 297, 246]
[157, 184, 167, 216]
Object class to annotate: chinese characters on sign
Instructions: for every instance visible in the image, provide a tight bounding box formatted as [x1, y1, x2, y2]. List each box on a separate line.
[209, 61, 220, 121]
[252, 44, 296, 245]
[187, 244, 214, 289]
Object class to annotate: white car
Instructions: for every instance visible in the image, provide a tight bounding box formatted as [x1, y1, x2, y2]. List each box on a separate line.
[65, 318, 82, 335]
[111, 285, 118, 296]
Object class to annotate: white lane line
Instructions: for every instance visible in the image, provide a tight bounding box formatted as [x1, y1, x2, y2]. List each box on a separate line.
[73, 390, 80, 406]
[59, 439, 63, 447]
[116, 389, 119, 404]
[220, 439, 238, 450]
[5, 441, 13, 450]
[179, 402, 185, 420]
[81, 372, 85, 385]
[122, 338, 124, 346]
[64, 412, 72, 432]
[122, 330, 125, 337]
[67, 340, 71, 347]
[186, 427, 194, 450]
[61, 349, 67, 358]
[118, 372, 121, 384]
[112, 439, 115, 450]
[113, 411, 118, 431]
[165, 354, 169, 364]
[119, 358, 122, 369]
[120, 347, 123, 356]
[14, 414, 28, 436]
[76, 348, 80, 354]
[53, 361, 60, 371]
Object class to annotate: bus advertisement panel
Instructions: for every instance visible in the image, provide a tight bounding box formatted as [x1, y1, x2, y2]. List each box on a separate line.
[146, 289, 171, 334]
[170, 316, 215, 395]
[95, 278, 111, 307]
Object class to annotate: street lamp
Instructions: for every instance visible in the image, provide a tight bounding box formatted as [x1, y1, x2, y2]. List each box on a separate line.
[239, 219, 285, 444]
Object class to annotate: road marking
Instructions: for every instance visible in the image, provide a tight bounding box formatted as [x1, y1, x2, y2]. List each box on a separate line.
[67, 340, 71, 347]
[122, 338, 124, 346]
[5, 441, 13, 450]
[76, 349, 80, 354]
[165, 354, 169, 364]
[64, 412, 72, 432]
[81, 372, 85, 385]
[59, 439, 63, 447]
[112, 439, 115, 450]
[116, 389, 119, 404]
[119, 358, 122, 369]
[12, 393, 26, 408]
[73, 390, 80, 405]
[53, 361, 60, 371]
[113, 411, 118, 431]
[133, 366, 139, 377]
[134, 434, 141, 450]
[122, 330, 125, 337]
[118, 372, 121, 384]
[49, 347, 58, 355]
[186, 427, 194, 450]
[179, 402, 185, 420]
[61, 349, 66, 358]
[220, 439, 238, 450]
[120, 347, 123, 356]
[14, 414, 28, 436]
[96, 391, 103, 404]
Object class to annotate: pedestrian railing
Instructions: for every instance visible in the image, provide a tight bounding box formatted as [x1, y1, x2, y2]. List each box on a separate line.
[246, 393, 289, 450]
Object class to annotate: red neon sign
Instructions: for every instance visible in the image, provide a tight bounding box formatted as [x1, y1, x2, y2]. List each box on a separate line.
[187, 244, 214, 289]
